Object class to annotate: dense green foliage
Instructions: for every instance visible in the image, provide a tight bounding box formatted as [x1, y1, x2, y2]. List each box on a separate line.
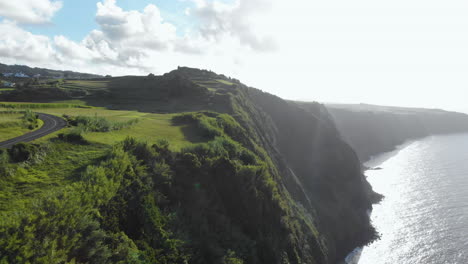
[58, 130, 87, 144]
[22, 109, 39, 129]
[65, 115, 139, 132]
[0, 114, 246, 263]
[0, 110, 327, 263]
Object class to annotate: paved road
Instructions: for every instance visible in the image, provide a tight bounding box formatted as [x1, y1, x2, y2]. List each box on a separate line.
[0, 113, 67, 148]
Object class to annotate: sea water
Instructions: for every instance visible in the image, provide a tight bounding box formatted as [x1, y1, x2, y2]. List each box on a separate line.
[357, 134, 468, 264]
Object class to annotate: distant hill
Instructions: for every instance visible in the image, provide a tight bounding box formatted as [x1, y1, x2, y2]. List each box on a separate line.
[319, 103, 468, 161]
[0, 63, 102, 79]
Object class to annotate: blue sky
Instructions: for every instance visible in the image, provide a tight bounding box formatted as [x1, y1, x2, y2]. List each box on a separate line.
[19, 0, 235, 42]
[22, 0, 209, 41]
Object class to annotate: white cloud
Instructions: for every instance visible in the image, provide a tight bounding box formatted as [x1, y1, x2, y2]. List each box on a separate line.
[189, 0, 277, 51]
[94, 0, 177, 48]
[0, 0, 62, 24]
[0, 21, 57, 63]
[1, 0, 468, 112]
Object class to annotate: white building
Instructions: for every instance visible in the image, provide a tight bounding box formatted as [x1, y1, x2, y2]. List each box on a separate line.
[14, 72, 29, 78]
[1, 81, 15, 87]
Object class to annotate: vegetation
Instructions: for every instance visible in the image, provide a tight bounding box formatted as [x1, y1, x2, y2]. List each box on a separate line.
[0, 62, 102, 79]
[0, 67, 380, 264]
[22, 109, 39, 129]
[0, 131, 266, 263]
[0, 102, 91, 109]
[0, 110, 44, 141]
[65, 114, 139, 132]
[57, 130, 87, 144]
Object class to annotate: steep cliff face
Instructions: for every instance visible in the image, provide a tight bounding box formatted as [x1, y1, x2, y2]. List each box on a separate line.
[321, 104, 468, 162]
[242, 91, 378, 262]
[168, 68, 380, 263]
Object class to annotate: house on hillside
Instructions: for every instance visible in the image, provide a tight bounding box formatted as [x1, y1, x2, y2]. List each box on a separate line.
[2, 73, 14, 77]
[14, 72, 29, 78]
[33, 74, 41, 78]
[1, 81, 15, 87]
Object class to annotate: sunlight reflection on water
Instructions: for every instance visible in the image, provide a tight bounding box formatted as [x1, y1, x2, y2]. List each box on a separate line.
[358, 134, 468, 264]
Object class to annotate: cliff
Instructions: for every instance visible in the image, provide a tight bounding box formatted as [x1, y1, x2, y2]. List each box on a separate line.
[318, 103, 468, 162]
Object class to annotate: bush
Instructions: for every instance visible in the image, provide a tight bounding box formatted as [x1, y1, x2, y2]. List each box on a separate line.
[22, 109, 39, 129]
[67, 115, 139, 132]
[8, 143, 39, 162]
[58, 130, 86, 144]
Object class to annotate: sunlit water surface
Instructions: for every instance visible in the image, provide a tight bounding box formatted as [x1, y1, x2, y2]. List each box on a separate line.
[358, 134, 468, 264]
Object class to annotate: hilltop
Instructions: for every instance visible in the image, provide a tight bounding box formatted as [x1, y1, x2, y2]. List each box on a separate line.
[0, 62, 102, 79]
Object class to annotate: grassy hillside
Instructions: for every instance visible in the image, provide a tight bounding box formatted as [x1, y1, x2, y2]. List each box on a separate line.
[0, 67, 379, 264]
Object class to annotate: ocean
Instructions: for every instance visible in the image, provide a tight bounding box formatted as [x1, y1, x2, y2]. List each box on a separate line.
[354, 134, 468, 264]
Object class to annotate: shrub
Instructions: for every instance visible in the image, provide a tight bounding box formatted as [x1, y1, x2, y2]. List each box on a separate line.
[58, 130, 86, 144]
[22, 109, 39, 129]
[67, 115, 139, 132]
[8, 142, 39, 162]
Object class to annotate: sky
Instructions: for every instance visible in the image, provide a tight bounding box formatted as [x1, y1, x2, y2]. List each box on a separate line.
[0, 0, 468, 112]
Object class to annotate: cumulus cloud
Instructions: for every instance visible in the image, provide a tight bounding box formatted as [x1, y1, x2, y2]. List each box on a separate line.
[189, 0, 277, 52]
[94, 0, 177, 49]
[0, 21, 57, 62]
[0, 0, 62, 24]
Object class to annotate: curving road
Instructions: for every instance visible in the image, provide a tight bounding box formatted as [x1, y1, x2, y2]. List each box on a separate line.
[0, 113, 67, 148]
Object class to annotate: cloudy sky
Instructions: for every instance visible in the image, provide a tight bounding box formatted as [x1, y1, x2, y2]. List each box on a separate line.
[1, 0, 468, 112]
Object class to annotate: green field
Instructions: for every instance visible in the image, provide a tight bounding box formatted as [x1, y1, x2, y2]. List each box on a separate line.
[64, 80, 109, 89]
[0, 88, 14, 93]
[0, 112, 43, 142]
[0, 102, 202, 151]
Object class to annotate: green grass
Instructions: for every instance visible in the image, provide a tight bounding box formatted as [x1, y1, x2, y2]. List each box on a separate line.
[65, 80, 109, 89]
[0, 113, 23, 123]
[0, 96, 211, 152]
[83, 114, 199, 150]
[0, 142, 107, 212]
[0, 105, 198, 151]
[50, 99, 89, 105]
[216, 79, 234, 85]
[0, 106, 206, 214]
[0, 88, 14, 92]
[0, 113, 43, 142]
[0, 101, 92, 109]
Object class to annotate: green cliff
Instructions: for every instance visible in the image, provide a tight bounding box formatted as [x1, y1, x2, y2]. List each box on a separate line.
[0, 67, 379, 263]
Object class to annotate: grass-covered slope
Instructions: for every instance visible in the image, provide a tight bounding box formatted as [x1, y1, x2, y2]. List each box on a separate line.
[0, 67, 379, 263]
